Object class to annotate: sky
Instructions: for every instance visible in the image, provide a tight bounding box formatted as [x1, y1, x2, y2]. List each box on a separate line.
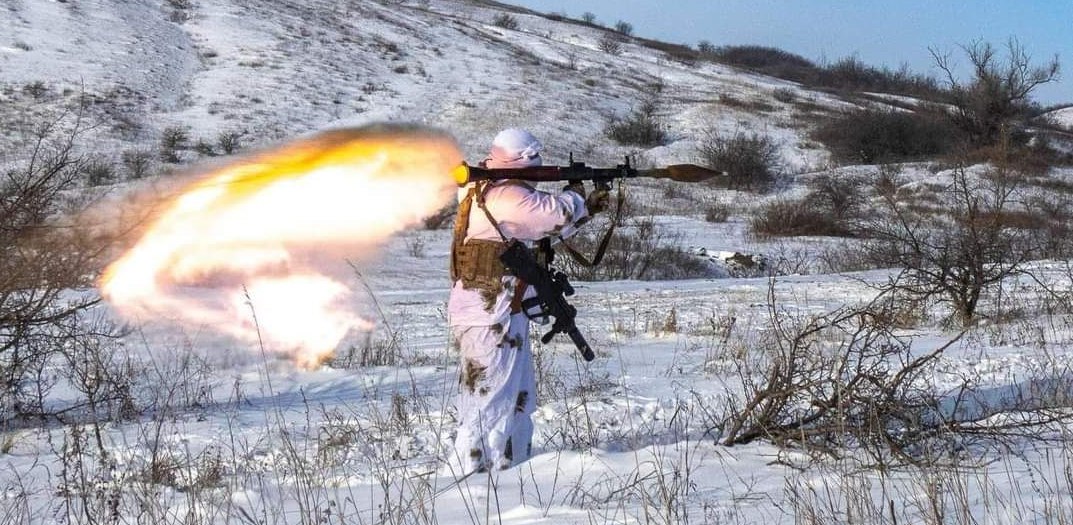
[508, 0, 1073, 106]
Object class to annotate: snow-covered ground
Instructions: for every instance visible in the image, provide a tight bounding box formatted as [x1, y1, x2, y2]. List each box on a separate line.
[2, 1, 1073, 523]
[1047, 106, 1073, 130]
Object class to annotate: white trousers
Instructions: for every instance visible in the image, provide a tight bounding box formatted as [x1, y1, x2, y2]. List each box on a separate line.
[449, 312, 536, 474]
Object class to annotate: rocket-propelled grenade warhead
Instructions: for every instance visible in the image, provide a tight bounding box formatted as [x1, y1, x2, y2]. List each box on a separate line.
[452, 157, 726, 186]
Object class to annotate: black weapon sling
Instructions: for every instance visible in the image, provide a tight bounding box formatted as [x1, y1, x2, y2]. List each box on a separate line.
[555, 182, 626, 268]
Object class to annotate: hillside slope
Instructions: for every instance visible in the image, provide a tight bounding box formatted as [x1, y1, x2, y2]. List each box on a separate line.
[2, 0, 839, 170]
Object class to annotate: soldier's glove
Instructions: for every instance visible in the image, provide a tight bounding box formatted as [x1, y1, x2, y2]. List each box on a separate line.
[563, 181, 586, 198]
[585, 188, 610, 215]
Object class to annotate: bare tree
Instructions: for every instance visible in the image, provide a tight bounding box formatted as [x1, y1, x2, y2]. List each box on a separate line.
[862, 164, 1036, 326]
[931, 39, 1060, 146]
[1, 102, 114, 421]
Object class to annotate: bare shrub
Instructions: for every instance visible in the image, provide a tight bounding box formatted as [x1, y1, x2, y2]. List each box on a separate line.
[166, 0, 192, 23]
[606, 100, 666, 147]
[62, 322, 139, 422]
[121, 149, 155, 180]
[660, 179, 689, 200]
[861, 165, 1037, 326]
[717, 285, 1073, 466]
[159, 126, 189, 163]
[216, 130, 243, 154]
[813, 107, 961, 164]
[755, 241, 814, 276]
[1024, 192, 1073, 258]
[750, 197, 846, 238]
[823, 56, 937, 94]
[697, 130, 780, 191]
[749, 174, 871, 243]
[815, 241, 878, 274]
[21, 81, 49, 100]
[168, 9, 189, 23]
[805, 174, 868, 230]
[597, 33, 624, 55]
[193, 138, 216, 157]
[491, 12, 519, 30]
[54, 423, 121, 522]
[83, 155, 117, 186]
[772, 87, 796, 103]
[560, 48, 580, 70]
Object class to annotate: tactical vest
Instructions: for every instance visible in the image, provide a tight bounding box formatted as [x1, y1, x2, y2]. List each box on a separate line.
[449, 181, 510, 297]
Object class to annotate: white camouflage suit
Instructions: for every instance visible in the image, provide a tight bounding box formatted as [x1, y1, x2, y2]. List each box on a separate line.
[446, 129, 590, 474]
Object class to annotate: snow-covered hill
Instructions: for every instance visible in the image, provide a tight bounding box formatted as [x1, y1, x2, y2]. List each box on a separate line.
[3, 2, 1073, 524]
[1, 0, 837, 171]
[1046, 106, 1073, 130]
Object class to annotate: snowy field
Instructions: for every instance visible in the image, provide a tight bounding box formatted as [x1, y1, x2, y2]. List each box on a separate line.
[2, 0, 1073, 524]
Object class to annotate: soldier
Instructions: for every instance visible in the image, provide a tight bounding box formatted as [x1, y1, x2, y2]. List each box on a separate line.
[446, 128, 607, 474]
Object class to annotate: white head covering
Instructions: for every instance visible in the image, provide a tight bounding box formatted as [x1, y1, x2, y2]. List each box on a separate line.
[485, 128, 543, 168]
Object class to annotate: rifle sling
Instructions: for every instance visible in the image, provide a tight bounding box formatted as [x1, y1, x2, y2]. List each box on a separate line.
[557, 183, 625, 268]
[474, 181, 510, 242]
[558, 226, 613, 268]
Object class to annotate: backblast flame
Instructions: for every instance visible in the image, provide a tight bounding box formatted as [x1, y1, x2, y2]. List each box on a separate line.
[100, 124, 462, 368]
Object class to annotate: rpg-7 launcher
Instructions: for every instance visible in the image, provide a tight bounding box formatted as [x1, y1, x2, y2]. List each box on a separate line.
[452, 156, 724, 186]
[499, 240, 595, 361]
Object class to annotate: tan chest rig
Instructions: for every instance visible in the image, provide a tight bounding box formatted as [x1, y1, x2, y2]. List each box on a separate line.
[449, 181, 515, 297]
